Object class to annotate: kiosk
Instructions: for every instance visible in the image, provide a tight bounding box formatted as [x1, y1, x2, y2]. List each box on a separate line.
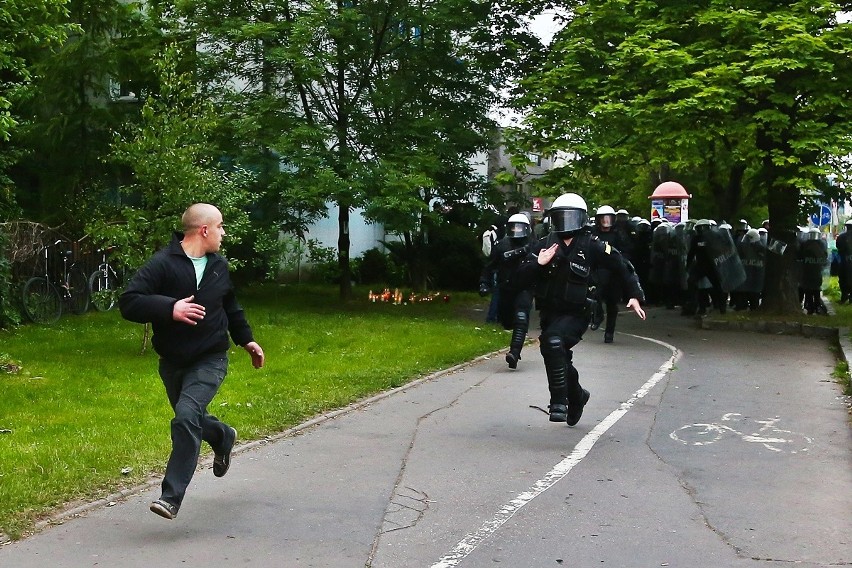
[650, 181, 691, 223]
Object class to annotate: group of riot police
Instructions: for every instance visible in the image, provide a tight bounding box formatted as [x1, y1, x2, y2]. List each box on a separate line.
[644, 217, 836, 316]
[479, 193, 838, 427]
[480, 194, 646, 427]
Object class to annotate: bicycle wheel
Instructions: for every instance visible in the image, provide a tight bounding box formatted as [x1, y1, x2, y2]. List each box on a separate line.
[67, 265, 90, 314]
[22, 277, 62, 324]
[88, 267, 118, 312]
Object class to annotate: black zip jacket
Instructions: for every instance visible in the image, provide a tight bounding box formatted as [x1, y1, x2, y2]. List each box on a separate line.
[119, 233, 255, 364]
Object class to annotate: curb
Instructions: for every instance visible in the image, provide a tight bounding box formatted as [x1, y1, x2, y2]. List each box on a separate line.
[698, 317, 840, 339]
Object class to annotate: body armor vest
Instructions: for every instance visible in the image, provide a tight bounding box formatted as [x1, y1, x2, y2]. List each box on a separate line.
[535, 232, 594, 313]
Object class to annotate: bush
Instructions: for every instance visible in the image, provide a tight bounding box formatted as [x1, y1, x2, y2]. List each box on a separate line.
[305, 239, 341, 284]
[0, 229, 22, 328]
[353, 248, 388, 284]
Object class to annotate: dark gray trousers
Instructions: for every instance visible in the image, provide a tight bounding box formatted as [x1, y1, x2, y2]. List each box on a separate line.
[158, 352, 229, 508]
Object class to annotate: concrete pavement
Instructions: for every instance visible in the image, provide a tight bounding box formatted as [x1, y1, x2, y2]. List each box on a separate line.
[1, 307, 850, 567]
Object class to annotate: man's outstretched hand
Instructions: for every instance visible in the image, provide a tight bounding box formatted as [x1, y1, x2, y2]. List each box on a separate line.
[627, 298, 646, 320]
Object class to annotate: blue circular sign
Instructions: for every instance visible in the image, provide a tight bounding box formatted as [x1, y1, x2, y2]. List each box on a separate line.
[810, 204, 831, 226]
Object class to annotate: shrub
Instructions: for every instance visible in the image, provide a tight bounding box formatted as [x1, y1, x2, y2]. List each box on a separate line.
[0, 229, 21, 328]
[353, 248, 388, 284]
[426, 224, 484, 290]
[305, 239, 340, 284]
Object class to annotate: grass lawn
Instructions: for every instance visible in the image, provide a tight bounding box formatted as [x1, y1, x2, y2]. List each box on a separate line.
[0, 284, 507, 540]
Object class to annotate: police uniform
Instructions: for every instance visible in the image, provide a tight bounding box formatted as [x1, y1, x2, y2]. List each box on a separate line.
[481, 214, 535, 368]
[591, 205, 633, 342]
[519, 228, 644, 425]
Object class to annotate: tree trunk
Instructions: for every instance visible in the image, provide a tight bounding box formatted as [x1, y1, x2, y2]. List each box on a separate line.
[716, 164, 745, 223]
[338, 200, 352, 300]
[335, 8, 352, 301]
[761, 183, 800, 313]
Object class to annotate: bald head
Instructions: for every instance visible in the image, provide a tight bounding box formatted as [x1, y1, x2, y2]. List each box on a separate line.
[182, 203, 221, 232]
[180, 203, 226, 255]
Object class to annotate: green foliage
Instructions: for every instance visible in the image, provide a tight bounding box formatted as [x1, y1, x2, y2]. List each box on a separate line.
[0, 0, 75, 220]
[511, 1, 852, 311]
[86, 46, 257, 270]
[304, 239, 341, 284]
[262, 235, 308, 282]
[0, 229, 22, 328]
[426, 223, 484, 290]
[512, 1, 852, 223]
[0, 284, 504, 538]
[176, 0, 518, 297]
[353, 247, 389, 285]
[0, 0, 72, 141]
[10, 0, 151, 228]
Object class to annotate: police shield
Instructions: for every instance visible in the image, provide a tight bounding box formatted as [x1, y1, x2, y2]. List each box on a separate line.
[798, 238, 828, 291]
[703, 226, 746, 291]
[735, 238, 766, 294]
[650, 223, 671, 286]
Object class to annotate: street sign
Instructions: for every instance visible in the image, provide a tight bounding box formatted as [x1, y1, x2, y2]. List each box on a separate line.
[532, 197, 543, 213]
[810, 204, 831, 227]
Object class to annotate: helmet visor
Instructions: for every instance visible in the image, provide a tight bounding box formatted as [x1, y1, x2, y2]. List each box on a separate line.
[597, 214, 614, 229]
[506, 222, 530, 239]
[550, 209, 588, 234]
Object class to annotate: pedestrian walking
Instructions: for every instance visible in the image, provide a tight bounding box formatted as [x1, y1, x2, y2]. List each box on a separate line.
[518, 193, 646, 426]
[119, 203, 265, 520]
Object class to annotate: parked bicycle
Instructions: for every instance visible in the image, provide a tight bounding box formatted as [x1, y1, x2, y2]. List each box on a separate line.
[22, 240, 90, 324]
[88, 246, 121, 312]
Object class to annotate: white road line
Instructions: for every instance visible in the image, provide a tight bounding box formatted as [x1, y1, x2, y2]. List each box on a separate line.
[431, 334, 680, 568]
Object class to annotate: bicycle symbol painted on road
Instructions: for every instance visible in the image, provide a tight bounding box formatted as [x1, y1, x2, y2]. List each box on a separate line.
[670, 413, 812, 453]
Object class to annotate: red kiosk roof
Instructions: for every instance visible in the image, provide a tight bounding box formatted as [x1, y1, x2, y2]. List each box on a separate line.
[649, 181, 691, 199]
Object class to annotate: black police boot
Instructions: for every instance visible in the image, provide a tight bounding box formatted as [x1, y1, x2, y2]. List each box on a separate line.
[544, 357, 569, 422]
[589, 298, 604, 331]
[604, 310, 616, 343]
[566, 388, 591, 426]
[506, 320, 527, 369]
[505, 352, 519, 369]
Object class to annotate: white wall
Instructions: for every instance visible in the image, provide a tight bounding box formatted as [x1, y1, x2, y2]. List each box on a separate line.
[303, 203, 387, 258]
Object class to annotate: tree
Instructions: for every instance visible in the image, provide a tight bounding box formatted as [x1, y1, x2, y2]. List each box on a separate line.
[512, 1, 852, 312]
[176, 0, 531, 296]
[0, 0, 72, 219]
[86, 46, 256, 271]
[10, 0, 160, 228]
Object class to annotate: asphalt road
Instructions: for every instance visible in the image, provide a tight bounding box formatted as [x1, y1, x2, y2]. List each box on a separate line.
[1, 307, 850, 568]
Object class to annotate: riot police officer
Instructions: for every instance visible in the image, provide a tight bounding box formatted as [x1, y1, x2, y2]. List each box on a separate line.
[836, 219, 852, 303]
[733, 228, 766, 311]
[518, 193, 646, 426]
[591, 205, 631, 343]
[480, 213, 535, 368]
[631, 218, 653, 296]
[798, 227, 828, 314]
[686, 219, 727, 315]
